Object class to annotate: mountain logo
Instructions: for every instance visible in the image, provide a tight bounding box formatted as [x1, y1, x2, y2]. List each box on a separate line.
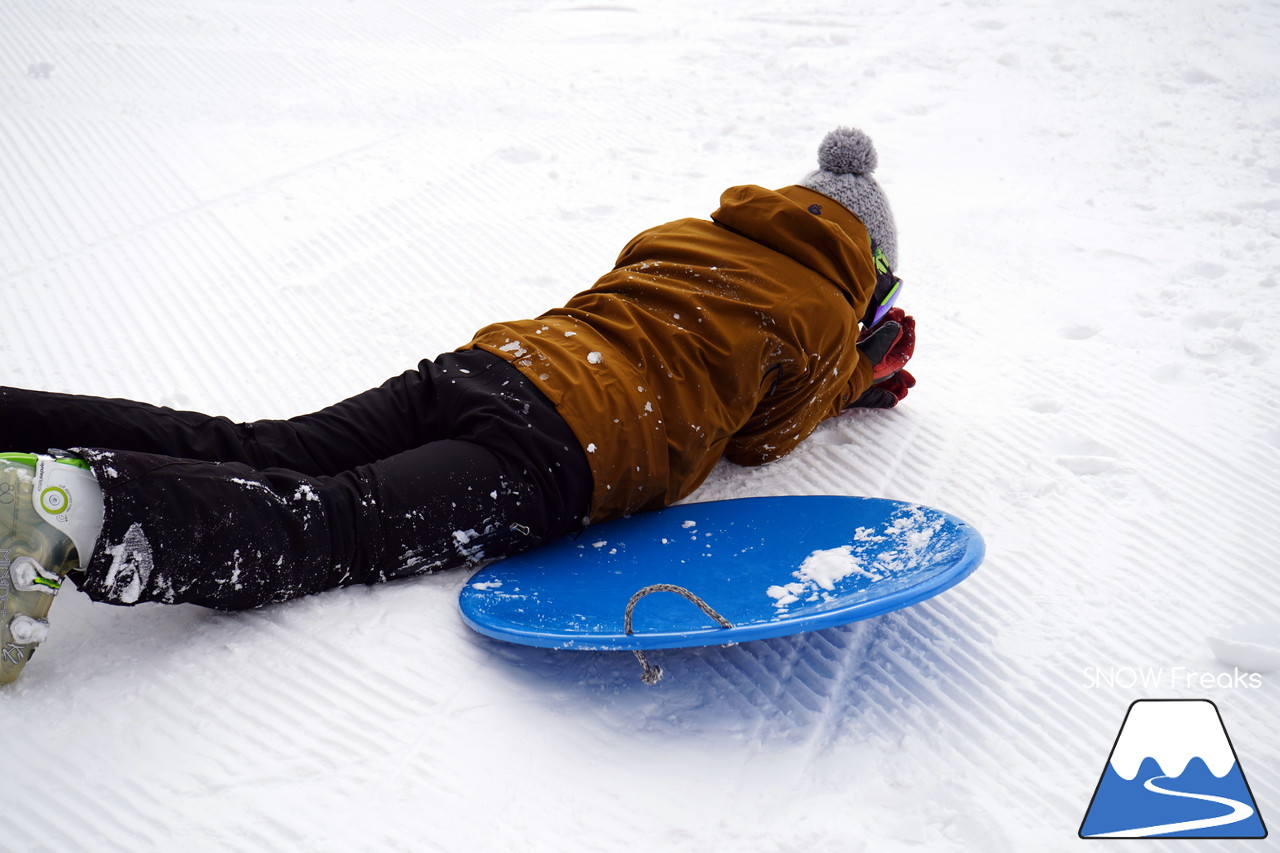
[1080, 699, 1267, 839]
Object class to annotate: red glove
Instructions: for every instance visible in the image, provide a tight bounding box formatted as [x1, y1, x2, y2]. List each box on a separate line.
[849, 308, 916, 409]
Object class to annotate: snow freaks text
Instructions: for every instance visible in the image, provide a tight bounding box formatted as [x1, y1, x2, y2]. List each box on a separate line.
[1081, 667, 1264, 691]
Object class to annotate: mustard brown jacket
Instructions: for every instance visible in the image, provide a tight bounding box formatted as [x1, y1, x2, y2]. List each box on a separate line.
[466, 184, 879, 523]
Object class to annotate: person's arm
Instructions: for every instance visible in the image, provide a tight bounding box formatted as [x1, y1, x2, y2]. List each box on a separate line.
[847, 308, 916, 410]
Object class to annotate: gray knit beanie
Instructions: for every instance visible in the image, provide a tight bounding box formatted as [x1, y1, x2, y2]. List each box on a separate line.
[799, 127, 898, 269]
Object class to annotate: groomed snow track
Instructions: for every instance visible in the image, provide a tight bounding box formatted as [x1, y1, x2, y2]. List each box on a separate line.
[1, 1, 1276, 850]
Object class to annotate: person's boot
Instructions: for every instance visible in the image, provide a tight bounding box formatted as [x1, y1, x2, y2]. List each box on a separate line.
[0, 453, 104, 684]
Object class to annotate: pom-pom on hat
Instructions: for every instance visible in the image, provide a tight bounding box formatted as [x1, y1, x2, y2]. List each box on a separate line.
[799, 127, 898, 269]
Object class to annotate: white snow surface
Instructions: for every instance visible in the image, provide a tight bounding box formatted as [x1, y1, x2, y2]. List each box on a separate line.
[2, 2, 1278, 851]
[770, 546, 878, 609]
[798, 546, 877, 590]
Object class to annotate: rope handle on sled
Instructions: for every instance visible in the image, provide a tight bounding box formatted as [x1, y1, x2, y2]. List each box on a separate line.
[623, 584, 734, 685]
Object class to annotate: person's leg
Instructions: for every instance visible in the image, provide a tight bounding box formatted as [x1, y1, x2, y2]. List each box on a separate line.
[69, 353, 593, 610]
[0, 350, 500, 476]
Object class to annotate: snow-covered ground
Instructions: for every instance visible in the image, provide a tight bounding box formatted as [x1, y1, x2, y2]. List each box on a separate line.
[2, 1, 1278, 850]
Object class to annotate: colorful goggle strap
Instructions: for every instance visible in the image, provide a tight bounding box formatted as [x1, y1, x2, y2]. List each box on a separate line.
[866, 241, 904, 327]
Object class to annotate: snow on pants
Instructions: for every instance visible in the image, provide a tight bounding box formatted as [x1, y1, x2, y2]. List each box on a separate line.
[0, 349, 593, 610]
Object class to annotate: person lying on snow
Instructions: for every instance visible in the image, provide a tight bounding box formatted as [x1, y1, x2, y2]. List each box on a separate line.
[0, 126, 915, 683]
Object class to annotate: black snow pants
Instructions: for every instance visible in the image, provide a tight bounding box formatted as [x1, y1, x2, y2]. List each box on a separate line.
[0, 349, 593, 610]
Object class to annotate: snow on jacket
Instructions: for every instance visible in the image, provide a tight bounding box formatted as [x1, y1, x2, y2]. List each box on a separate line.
[465, 184, 878, 523]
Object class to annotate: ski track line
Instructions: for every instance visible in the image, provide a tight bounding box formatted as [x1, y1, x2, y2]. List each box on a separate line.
[782, 632, 859, 718]
[1111, 424, 1278, 547]
[147, 690, 316, 793]
[861, 605, 1092, 794]
[234, 0, 447, 51]
[232, 606, 440, 720]
[52, 638, 471, 849]
[106, 121, 201, 228]
[1090, 775, 1256, 839]
[0, 194, 38, 276]
[50, 0, 494, 74]
[684, 586, 1084, 821]
[839, 637, 1049, 809]
[271, 208, 389, 286]
[685, 644, 787, 730]
[953, 361, 1272, 657]
[683, 644, 805, 734]
[52, 121, 162, 244]
[1063, 513, 1224, 664]
[749, 632, 830, 731]
[0, 127, 416, 287]
[921, 564, 1001, 638]
[658, 629, 871, 742]
[0, 120, 61, 272]
[12, 766, 168, 852]
[1054, 283, 1275, 459]
[45, 34, 138, 100]
[149, 214, 336, 411]
[685, 646, 786, 733]
[808, 397, 957, 477]
[46, 211, 321, 412]
[58, 133, 604, 384]
[116, 1, 510, 112]
[889, 599, 1025, 713]
[272, 8, 496, 65]
[863, 610, 999, 736]
[784, 625, 872, 724]
[155, 605, 435, 724]
[1074, 400, 1279, 600]
[791, 625, 882, 763]
[915, 607, 1109, 788]
[1091, 334, 1275, 462]
[299, 186, 504, 287]
[102, 236, 234, 403]
[0, 6, 71, 92]
[271, 175, 599, 318]
[0, 2, 49, 56]
[854, 633, 1079, 822]
[76, 249, 185, 397]
[0, 131, 138, 278]
[0, 120, 88, 267]
[760, 632, 855, 723]
[12, 116, 131, 247]
[199, 665, 394, 779]
[846, 665, 925, 747]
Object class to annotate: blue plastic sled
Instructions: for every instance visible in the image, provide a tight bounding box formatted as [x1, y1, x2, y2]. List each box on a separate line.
[459, 495, 984, 651]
